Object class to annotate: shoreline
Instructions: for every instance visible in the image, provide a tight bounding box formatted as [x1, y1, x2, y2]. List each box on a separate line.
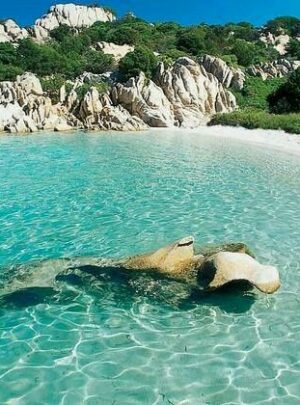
[2, 124, 300, 158]
[195, 125, 300, 158]
[147, 125, 300, 157]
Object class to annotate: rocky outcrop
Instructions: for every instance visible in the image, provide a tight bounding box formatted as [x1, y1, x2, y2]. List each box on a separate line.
[0, 19, 28, 43]
[32, 4, 115, 42]
[0, 56, 238, 133]
[111, 73, 175, 127]
[200, 55, 245, 90]
[95, 42, 134, 61]
[0, 73, 78, 133]
[111, 57, 237, 129]
[155, 57, 237, 127]
[198, 252, 280, 294]
[247, 59, 300, 80]
[77, 87, 148, 131]
[259, 32, 290, 55]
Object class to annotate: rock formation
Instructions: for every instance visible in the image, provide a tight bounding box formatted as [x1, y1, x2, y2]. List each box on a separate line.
[95, 42, 134, 62]
[198, 252, 280, 294]
[0, 72, 78, 133]
[155, 57, 237, 127]
[76, 87, 148, 131]
[200, 54, 245, 90]
[32, 4, 115, 42]
[0, 19, 28, 43]
[0, 55, 239, 133]
[1, 237, 280, 297]
[111, 57, 237, 129]
[247, 59, 300, 80]
[259, 32, 290, 55]
[111, 72, 175, 127]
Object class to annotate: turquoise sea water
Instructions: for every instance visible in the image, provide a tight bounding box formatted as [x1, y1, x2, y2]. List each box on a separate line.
[1, 129, 300, 404]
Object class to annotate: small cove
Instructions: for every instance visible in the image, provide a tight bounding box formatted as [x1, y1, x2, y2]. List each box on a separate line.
[0, 129, 300, 404]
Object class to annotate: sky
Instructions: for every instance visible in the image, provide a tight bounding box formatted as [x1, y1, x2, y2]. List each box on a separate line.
[1, 0, 300, 27]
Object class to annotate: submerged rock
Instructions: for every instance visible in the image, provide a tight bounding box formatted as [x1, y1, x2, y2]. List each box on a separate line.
[198, 252, 280, 294]
[0, 236, 280, 299]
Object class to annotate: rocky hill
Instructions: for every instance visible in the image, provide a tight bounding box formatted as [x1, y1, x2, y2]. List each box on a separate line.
[0, 4, 300, 133]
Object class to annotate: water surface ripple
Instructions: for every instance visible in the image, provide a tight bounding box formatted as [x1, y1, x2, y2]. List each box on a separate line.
[1, 129, 300, 404]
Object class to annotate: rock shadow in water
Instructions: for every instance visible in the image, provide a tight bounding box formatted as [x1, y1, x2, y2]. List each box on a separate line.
[0, 264, 256, 313]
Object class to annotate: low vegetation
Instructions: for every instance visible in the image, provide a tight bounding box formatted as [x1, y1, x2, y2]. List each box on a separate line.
[1, 14, 299, 82]
[268, 68, 300, 114]
[209, 111, 300, 134]
[1, 8, 300, 133]
[233, 76, 286, 110]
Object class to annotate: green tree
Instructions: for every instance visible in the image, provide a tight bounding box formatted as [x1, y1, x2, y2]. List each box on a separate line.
[0, 43, 18, 65]
[265, 16, 300, 36]
[177, 27, 206, 55]
[231, 39, 258, 66]
[268, 68, 300, 113]
[83, 50, 114, 74]
[41, 74, 66, 104]
[0, 64, 23, 81]
[119, 47, 158, 81]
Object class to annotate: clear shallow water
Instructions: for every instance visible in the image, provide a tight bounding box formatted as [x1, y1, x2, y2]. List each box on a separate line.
[0, 129, 300, 404]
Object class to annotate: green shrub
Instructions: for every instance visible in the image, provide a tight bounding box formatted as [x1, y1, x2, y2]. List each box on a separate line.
[0, 43, 18, 65]
[119, 47, 158, 81]
[0, 64, 24, 81]
[41, 74, 66, 104]
[209, 111, 300, 134]
[264, 16, 300, 36]
[75, 81, 109, 100]
[83, 50, 114, 74]
[177, 27, 206, 55]
[268, 68, 300, 113]
[50, 25, 74, 42]
[233, 76, 286, 110]
[17, 38, 68, 77]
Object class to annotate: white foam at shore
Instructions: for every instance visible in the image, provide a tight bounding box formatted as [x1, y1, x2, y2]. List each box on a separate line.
[196, 125, 300, 157]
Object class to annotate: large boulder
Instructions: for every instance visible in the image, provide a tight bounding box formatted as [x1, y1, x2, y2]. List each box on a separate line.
[0, 19, 28, 43]
[155, 57, 237, 127]
[197, 252, 280, 294]
[32, 3, 115, 42]
[123, 236, 203, 280]
[200, 55, 245, 90]
[78, 87, 148, 131]
[0, 73, 78, 133]
[111, 72, 175, 127]
[111, 57, 237, 129]
[0, 103, 24, 132]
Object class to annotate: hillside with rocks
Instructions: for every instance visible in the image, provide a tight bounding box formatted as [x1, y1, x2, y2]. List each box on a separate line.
[0, 4, 300, 133]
